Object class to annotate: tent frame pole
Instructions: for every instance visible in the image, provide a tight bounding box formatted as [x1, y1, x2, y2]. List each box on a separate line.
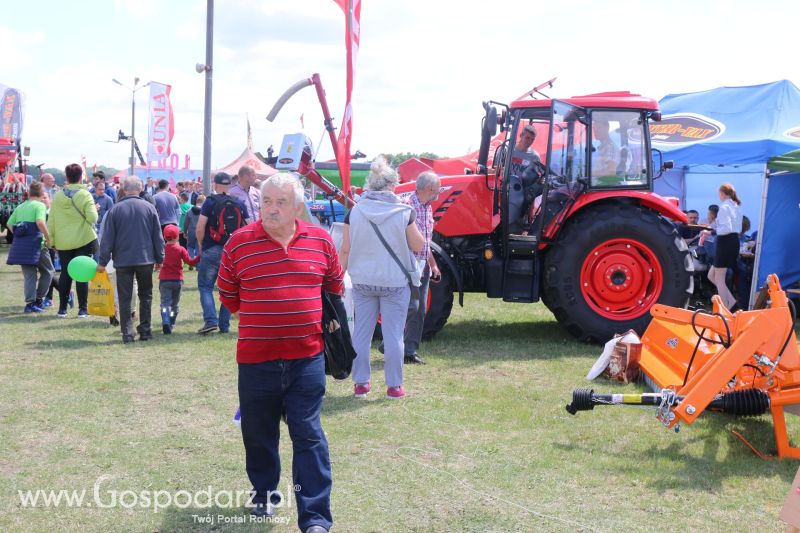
[749, 164, 770, 309]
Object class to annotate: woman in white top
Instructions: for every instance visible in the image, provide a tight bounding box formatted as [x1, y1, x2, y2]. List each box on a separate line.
[702, 183, 743, 310]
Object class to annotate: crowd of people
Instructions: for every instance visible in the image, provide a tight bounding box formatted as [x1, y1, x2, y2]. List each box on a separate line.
[678, 182, 752, 310]
[5, 158, 443, 532]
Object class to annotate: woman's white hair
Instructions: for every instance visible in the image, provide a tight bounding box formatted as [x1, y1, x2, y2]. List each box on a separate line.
[261, 172, 305, 204]
[365, 156, 399, 191]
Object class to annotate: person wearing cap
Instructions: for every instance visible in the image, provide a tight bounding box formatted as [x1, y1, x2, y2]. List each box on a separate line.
[195, 172, 249, 334]
[158, 224, 201, 334]
[97, 176, 165, 343]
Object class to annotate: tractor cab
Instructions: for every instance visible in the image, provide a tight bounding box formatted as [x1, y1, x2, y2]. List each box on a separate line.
[477, 94, 669, 305]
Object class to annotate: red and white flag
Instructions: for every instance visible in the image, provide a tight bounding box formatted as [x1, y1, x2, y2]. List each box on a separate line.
[333, 0, 361, 196]
[147, 82, 174, 163]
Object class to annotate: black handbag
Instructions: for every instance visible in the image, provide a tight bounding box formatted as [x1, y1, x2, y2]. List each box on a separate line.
[321, 291, 357, 380]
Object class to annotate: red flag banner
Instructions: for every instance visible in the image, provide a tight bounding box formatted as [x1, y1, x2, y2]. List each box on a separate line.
[333, 0, 361, 195]
[147, 82, 174, 163]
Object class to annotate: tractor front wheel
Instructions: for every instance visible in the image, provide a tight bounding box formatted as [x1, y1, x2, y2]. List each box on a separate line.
[543, 204, 692, 342]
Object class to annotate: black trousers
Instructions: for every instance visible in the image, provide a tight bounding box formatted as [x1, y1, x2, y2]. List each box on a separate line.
[116, 265, 154, 338]
[46, 248, 58, 299]
[57, 240, 98, 313]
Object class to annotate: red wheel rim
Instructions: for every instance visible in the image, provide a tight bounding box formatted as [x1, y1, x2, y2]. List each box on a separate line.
[579, 238, 663, 321]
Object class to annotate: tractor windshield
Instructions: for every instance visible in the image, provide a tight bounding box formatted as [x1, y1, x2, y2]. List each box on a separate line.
[589, 110, 648, 189]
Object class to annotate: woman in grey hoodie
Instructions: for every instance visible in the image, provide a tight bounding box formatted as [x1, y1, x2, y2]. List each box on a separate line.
[338, 157, 425, 400]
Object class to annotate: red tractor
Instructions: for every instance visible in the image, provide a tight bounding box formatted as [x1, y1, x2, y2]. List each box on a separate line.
[396, 92, 694, 342]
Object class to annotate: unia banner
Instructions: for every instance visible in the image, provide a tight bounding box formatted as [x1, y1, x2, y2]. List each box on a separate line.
[147, 82, 174, 163]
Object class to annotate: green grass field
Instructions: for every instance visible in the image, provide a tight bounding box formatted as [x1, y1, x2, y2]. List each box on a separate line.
[0, 246, 797, 532]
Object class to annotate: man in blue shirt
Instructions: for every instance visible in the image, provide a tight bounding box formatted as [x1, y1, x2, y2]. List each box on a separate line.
[92, 171, 116, 201]
[153, 179, 181, 229]
[92, 180, 114, 242]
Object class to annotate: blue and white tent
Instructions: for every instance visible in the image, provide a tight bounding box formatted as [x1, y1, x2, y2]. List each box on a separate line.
[652, 80, 800, 232]
[751, 150, 800, 303]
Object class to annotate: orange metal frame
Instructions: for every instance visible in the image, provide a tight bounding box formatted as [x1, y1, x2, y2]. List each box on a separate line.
[639, 274, 800, 459]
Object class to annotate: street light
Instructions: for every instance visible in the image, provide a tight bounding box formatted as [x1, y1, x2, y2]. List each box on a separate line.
[196, 0, 214, 195]
[112, 77, 150, 178]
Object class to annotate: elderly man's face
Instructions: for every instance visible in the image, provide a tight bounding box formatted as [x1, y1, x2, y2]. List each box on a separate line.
[41, 174, 54, 188]
[418, 181, 441, 204]
[260, 183, 301, 233]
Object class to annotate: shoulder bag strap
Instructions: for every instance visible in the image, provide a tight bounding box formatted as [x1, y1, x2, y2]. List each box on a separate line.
[65, 190, 91, 227]
[368, 220, 413, 286]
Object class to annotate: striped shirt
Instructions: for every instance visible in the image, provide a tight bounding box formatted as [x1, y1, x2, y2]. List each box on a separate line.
[218, 219, 344, 364]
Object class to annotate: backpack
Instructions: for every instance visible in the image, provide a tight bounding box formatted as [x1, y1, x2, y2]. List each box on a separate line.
[207, 194, 245, 245]
[6, 221, 42, 266]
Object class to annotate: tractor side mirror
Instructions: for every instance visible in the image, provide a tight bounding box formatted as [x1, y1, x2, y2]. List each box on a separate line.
[477, 102, 498, 173]
[651, 148, 673, 179]
[484, 103, 498, 137]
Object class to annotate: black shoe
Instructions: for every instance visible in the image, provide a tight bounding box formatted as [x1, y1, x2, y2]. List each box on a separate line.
[139, 331, 153, 341]
[250, 502, 275, 518]
[305, 527, 328, 533]
[122, 335, 135, 344]
[109, 316, 120, 326]
[404, 353, 425, 365]
[197, 323, 217, 335]
[162, 324, 172, 334]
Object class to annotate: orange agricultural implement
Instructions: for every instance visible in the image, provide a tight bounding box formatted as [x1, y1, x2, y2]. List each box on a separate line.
[567, 274, 800, 459]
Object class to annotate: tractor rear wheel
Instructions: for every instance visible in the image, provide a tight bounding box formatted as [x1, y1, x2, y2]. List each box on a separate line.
[543, 204, 692, 342]
[422, 264, 455, 340]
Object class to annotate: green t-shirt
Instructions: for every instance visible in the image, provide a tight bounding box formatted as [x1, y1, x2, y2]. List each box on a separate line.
[8, 199, 47, 248]
[179, 202, 192, 230]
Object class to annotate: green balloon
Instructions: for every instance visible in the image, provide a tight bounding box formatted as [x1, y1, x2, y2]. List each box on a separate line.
[67, 255, 98, 283]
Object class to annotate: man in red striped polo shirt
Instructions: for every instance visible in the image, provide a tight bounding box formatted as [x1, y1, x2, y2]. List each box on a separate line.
[218, 172, 343, 533]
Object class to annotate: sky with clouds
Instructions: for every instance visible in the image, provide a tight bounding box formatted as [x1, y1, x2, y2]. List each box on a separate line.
[1, 0, 799, 173]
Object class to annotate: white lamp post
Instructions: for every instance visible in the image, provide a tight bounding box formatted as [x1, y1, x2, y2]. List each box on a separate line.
[112, 77, 150, 177]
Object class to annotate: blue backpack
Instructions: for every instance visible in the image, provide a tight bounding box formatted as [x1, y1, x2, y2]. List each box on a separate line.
[6, 221, 42, 266]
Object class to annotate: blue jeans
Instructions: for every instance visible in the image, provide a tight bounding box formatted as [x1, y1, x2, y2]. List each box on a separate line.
[187, 238, 198, 259]
[238, 353, 332, 531]
[197, 245, 230, 330]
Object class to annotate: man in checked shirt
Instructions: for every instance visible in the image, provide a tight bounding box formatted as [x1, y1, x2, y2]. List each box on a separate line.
[218, 172, 343, 533]
[401, 171, 441, 364]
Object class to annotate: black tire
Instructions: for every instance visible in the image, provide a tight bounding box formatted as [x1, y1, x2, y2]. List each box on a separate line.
[543, 204, 693, 342]
[422, 262, 455, 340]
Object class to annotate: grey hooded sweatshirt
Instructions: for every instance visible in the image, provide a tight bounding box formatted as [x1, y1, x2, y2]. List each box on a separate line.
[347, 190, 421, 288]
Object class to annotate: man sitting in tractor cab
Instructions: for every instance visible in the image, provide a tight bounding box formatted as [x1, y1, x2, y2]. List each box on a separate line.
[590, 117, 619, 181]
[510, 124, 542, 175]
[507, 123, 547, 234]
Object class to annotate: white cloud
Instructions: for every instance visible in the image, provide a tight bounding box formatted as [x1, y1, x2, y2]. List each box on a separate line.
[9, 0, 800, 172]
